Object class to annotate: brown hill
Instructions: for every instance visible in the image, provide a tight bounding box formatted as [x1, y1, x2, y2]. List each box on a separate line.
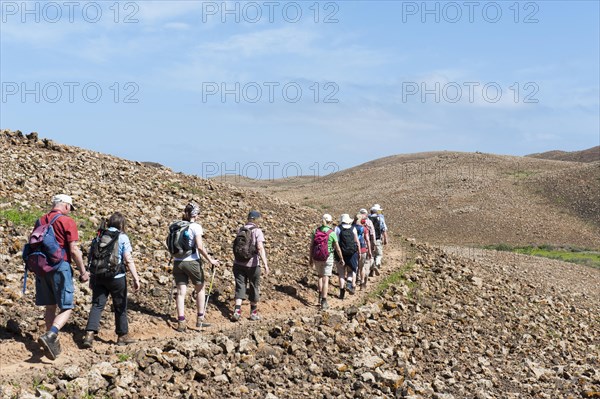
[1, 131, 598, 398]
[526, 146, 600, 163]
[243, 151, 600, 250]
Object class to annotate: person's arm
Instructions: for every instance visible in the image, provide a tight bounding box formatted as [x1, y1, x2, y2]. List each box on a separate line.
[123, 252, 141, 291]
[195, 234, 219, 267]
[69, 241, 89, 282]
[334, 242, 344, 265]
[257, 241, 269, 276]
[353, 229, 360, 250]
[365, 229, 372, 258]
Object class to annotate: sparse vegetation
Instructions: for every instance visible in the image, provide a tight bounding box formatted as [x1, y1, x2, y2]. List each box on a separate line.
[507, 170, 536, 179]
[484, 244, 600, 269]
[117, 353, 130, 362]
[0, 208, 43, 227]
[369, 262, 415, 299]
[167, 181, 204, 197]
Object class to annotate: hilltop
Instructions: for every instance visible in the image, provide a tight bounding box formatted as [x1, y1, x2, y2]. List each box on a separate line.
[0, 131, 598, 398]
[526, 146, 600, 163]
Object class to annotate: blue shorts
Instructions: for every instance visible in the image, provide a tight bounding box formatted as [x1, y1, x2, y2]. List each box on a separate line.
[35, 260, 74, 310]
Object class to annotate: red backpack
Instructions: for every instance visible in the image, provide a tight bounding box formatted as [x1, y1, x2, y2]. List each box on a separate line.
[312, 227, 333, 261]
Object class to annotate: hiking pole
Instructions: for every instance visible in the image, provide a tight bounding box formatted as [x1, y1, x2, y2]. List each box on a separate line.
[203, 265, 217, 315]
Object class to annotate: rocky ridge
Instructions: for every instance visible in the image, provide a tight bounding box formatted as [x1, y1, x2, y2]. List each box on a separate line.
[0, 129, 321, 319]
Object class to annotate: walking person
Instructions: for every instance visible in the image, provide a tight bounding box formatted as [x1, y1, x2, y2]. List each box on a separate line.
[369, 204, 388, 275]
[231, 210, 269, 321]
[29, 195, 89, 360]
[353, 213, 372, 290]
[309, 214, 343, 310]
[82, 212, 142, 348]
[335, 214, 360, 299]
[168, 203, 220, 332]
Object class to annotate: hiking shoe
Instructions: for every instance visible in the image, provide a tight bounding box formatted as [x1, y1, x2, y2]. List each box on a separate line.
[38, 331, 61, 360]
[196, 318, 212, 328]
[339, 288, 346, 300]
[82, 331, 95, 348]
[348, 284, 355, 295]
[117, 334, 136, 346]
[176, 321, 186, 332]
[231, 310, 242, 322]
[374, 267, 381, 276]
[320, 298, 329, 310]
[249, 312, 261, 321]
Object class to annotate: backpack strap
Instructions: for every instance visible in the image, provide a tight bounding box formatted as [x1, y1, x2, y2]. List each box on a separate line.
[49, 214, 63, 225]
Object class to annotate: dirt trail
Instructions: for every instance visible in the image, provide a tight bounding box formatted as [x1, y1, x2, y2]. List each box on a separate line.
[0, 245, 408, 380]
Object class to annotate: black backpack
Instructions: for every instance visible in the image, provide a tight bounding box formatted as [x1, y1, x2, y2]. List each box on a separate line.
[89, 229, 122, 278]
[166, 221, 193, 258]
[369, 215, 382, 240]
[233, 226, 257, 262]
[338, 226, 358, 258]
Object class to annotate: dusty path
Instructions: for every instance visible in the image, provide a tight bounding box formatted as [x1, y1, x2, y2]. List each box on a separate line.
[0, 245, 409, 382]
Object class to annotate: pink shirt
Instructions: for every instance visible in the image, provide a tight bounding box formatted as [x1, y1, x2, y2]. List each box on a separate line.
[234, 223, 265, 268]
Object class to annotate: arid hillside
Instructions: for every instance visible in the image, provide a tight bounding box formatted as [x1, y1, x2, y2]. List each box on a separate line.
[1, 131, 598, 398]
[526, 146, 600, 163]
[232, 151, 600, 250]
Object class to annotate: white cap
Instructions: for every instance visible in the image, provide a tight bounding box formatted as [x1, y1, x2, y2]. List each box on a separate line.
[371, 204, 382, 212]
[340, 214, 353, 224]
[322, 214, 333, 223]
[52, 194, 75, 210]
[359, 208, 368, 214]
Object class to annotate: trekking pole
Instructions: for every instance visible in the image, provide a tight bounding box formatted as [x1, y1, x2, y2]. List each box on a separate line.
[203, 265, 217, 315]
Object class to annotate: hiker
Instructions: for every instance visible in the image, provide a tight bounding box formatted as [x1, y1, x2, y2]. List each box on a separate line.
[369, 204, 388, 275]
[168, 202, 219, 332]
[231, 210, 269, 321]
[82, 212, 141, 348]
[335, 214, 360, 299]
[28, 195, 89, 360]
[353, 213, 372, 289]
[309, 214, 343, 310]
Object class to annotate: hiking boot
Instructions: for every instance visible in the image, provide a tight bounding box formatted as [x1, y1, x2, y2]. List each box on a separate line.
[320, 298, 329, 310]
[117, 334, 136, 346]
[339, 288, 346, 300]
[176, 320, 186, 332]
[348, 283, 355, 295]
[374, 267, 381, 276]
[196, 318, 211, 328]
[249, 311, 261, 321]
[231, 310, 241, 322]
[82, 331, 95, 348]
[38, 331, 61, 360]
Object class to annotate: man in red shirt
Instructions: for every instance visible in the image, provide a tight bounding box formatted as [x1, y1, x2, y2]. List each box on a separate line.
[35, 194, 89, 360]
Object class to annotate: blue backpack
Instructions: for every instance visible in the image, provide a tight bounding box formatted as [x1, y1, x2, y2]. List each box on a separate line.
[354, 224, 366, 249]
[22, 214, 65, 292]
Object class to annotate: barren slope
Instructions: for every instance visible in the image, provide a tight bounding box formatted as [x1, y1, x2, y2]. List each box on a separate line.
[243, 152, 600, 249]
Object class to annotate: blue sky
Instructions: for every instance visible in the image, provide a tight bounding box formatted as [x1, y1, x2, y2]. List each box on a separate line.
[1, 0, 598, 178]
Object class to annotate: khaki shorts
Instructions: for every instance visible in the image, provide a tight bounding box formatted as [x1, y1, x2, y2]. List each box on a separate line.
[173, 259, 204, 286]
[315, 254, 334, 277]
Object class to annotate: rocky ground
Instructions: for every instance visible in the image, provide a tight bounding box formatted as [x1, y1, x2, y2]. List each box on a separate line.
[1, 130, 599, 398]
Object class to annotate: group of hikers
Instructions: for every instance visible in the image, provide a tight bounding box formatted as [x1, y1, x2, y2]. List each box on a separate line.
[309, 206, 388, 310]
[22, 194, 387, 361]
